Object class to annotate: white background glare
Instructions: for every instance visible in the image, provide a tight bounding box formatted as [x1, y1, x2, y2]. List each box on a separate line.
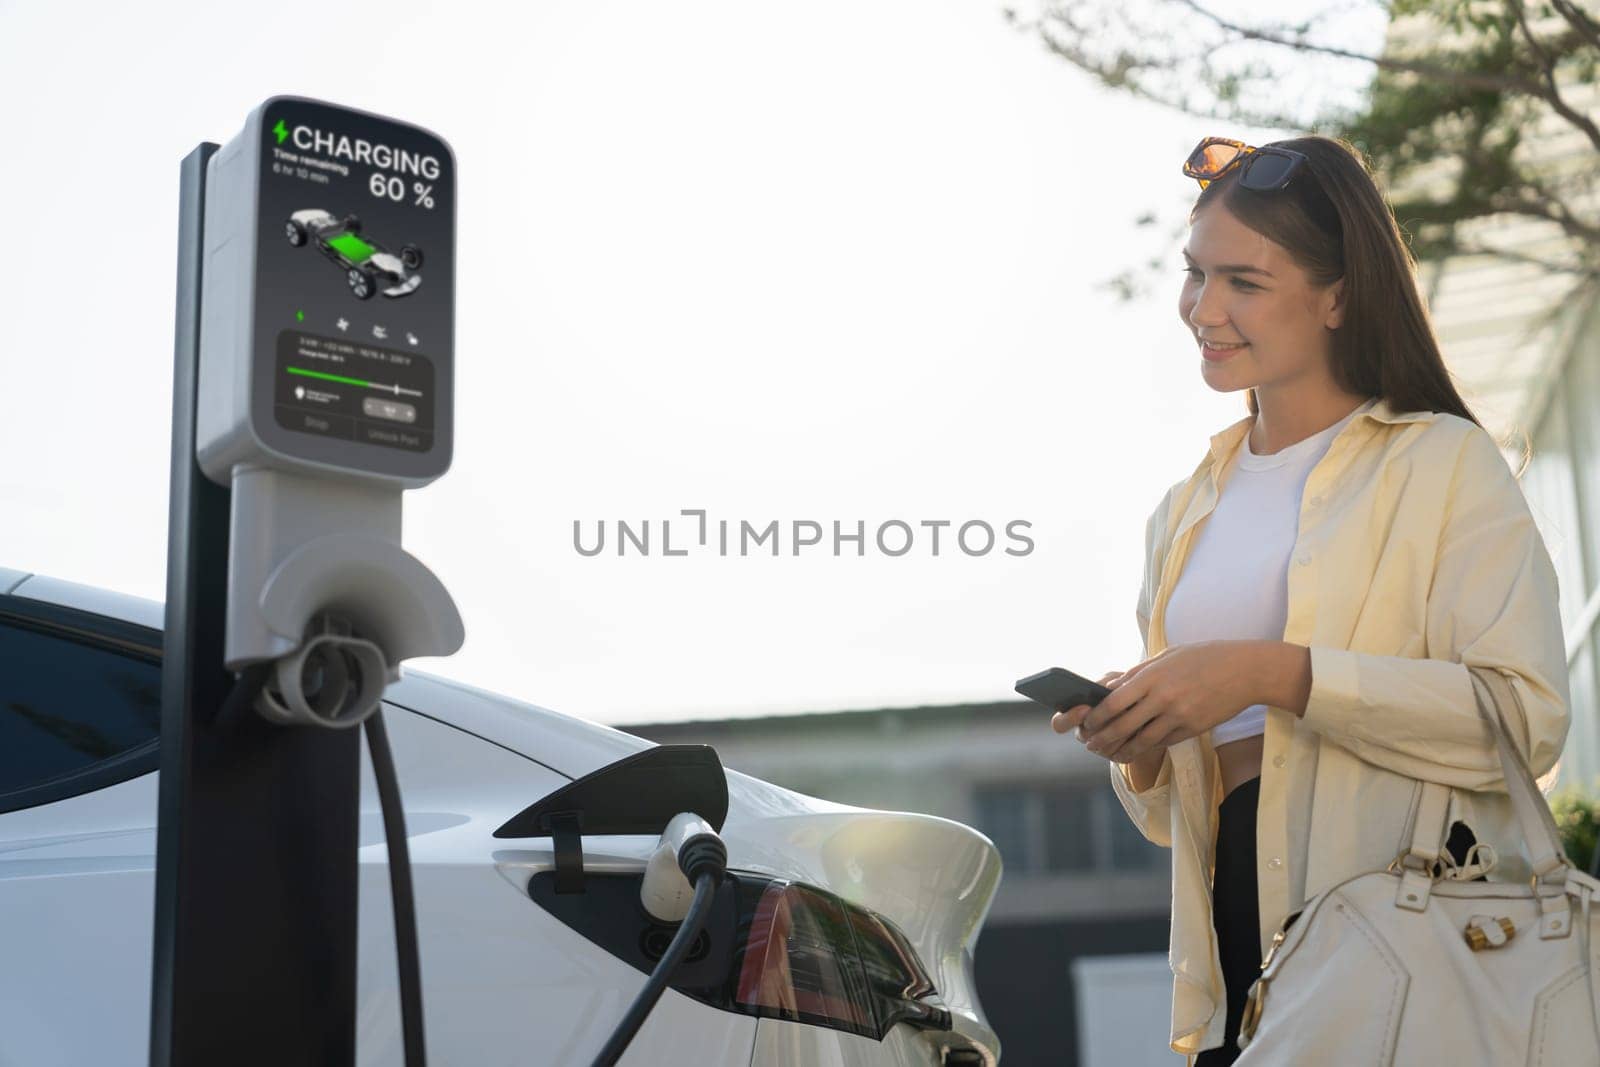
[0, 0, 1386, 723]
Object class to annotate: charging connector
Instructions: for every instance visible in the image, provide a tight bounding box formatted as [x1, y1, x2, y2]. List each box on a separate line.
[593, 811, 728, 1067]
[639, 813, 727, 923]
[255, 615, 388, 729]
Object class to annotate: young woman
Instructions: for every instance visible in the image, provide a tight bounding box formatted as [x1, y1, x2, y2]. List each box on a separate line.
[1050, 135, 1571, 1065]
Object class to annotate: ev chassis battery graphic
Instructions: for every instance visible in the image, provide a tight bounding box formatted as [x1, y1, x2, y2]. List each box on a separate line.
[285, 207, 424, 300]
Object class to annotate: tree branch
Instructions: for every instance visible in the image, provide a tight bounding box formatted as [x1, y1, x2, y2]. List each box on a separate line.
[1512, 166, 1600, 242]
[1488, 195, 1600, 249]
[1550, 0, 1600, 53]
[1028, 18, 1316, 130]
[1505, 0, 1600, 155]
[1164, 0, 1552, 97]
[1019, 1, 1600, 301]
[1432, 236, 1591, 276]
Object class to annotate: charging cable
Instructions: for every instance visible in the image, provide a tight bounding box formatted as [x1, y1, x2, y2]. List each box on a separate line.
[591, 813, 728, 1067]
[365, 709, 426, 1067]
[216, 620, 427, 1067]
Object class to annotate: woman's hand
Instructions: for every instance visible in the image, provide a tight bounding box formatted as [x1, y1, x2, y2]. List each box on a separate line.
[1051, 641, 1256, 764]
[1051, 671, 1126, 739]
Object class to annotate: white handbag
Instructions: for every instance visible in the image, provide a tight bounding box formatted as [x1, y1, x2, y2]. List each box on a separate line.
[1234, 669, 1600, 1065]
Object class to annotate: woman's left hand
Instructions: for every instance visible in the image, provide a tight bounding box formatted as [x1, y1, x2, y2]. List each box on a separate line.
[1068, 640, 1257, 764]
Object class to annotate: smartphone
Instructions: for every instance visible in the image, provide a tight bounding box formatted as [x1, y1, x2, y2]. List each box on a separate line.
[1014, 667, 1112, 713]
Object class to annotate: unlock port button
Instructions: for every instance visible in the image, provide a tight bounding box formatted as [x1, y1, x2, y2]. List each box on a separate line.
[362, 397, 418, 424]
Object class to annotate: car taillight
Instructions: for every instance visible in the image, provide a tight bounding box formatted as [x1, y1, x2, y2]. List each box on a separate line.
[734, 881, 878, 1036]
[731, 879, 951, 1038]
[526, 869, 951, 1040]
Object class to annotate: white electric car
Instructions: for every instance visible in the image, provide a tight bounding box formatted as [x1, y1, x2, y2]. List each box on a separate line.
[0, 569, 1002, 1066]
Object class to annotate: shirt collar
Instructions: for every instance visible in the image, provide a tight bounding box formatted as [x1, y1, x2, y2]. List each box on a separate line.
[1206, 396, 1435, 466]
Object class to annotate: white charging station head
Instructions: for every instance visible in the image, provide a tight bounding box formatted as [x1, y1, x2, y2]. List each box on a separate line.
[196, 96, 465, 683]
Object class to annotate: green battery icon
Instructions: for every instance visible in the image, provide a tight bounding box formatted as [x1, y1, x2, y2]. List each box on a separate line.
[327, 232, 377, 264]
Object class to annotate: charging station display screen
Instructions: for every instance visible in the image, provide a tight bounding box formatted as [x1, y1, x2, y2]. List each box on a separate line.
[274, 332, 434, 451]
[251, 97, 454, 479]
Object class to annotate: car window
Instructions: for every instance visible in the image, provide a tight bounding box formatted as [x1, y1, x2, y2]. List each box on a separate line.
[0, 613, 161, 807]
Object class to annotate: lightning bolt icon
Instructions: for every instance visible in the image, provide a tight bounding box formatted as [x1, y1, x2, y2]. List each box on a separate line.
[272, 119, 289, 145]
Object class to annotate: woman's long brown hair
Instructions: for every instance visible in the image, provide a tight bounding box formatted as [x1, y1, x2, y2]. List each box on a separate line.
[1191, 135, 1530, 477]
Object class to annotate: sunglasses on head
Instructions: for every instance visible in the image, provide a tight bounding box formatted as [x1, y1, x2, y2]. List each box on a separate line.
[1184, 136, 1310, 191]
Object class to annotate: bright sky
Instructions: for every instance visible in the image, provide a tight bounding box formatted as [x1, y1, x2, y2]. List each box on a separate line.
[0, 0, 1386, 724]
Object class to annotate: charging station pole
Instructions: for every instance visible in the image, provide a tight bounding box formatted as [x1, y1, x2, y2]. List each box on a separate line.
[153, 98, 459, 1065]
[152, 142, 362, 1065]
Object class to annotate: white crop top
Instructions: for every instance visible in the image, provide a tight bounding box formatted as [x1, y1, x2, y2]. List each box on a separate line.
[1162, 398, 1377, 746]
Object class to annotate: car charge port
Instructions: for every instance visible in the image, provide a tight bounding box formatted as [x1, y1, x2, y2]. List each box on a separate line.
[640, 925, 711, 963]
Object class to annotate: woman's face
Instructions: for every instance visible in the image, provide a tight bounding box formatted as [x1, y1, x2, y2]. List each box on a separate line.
[1178, 200, 1344, 394]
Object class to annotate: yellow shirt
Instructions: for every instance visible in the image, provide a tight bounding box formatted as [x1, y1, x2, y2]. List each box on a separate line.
[1109, 396, 1571, 1059]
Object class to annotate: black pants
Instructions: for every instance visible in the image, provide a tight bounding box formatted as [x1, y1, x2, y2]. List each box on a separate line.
[1193, 775, 1261, 1067]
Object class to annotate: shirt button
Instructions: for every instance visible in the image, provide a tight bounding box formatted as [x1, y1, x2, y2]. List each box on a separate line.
[1273, 755, 1286, 768]
[1310, 495, 1323, 507]
[1296, 552, 1312, 566]
[1267, 857, 1283, 870]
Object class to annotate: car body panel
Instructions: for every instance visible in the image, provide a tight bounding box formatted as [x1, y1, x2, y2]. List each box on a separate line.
[8, 573, 165, 630]
[0, 774, 159, 1066]
[354, 706, 760, 1066]
[383, 669, 651, 782]
[493, 786, 1003, 1060]
[753, 1017, 946, 1066]
[0, 705, 760, 1066]
[0, 573, 1001, 1065]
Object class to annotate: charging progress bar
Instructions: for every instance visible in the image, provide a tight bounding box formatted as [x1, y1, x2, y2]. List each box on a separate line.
[288, 365, 423, 398]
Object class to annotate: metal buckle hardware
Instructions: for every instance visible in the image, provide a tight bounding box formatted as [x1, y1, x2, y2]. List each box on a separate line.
[1463, 915, 1515, 951]
[1238, 978, 1267, 1046]
[1387, 849, 1437, 877]
[1237, 925, 1290, 1046]
[1259, 927, 1287, 970]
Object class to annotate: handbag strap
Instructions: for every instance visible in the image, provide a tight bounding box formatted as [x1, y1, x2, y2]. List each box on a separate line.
[1468, 668, 1569, 882]
[1391, 668, 1572, 916]
[1394, 778, 1454, 911]
[1396, 778, 1454, 869]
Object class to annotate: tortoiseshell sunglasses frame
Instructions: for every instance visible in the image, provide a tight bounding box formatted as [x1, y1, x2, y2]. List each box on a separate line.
[1184, 136, 1309, 191]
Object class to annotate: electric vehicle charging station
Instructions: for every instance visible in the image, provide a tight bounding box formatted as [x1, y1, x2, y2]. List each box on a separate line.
[153, 96, 460, 1066]
[151, 97, 738, 1067]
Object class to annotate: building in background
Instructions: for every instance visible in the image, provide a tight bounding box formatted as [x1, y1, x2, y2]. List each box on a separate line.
[621, 702, 1180, 1066]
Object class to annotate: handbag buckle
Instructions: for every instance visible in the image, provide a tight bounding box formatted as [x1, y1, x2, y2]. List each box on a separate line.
[1238, 920, 1292, 1047]
[1386, 849, 1438, 877]
[1237, 977, 1267, 1047]
[1259, 927, 1287, 970]
[1463, 914, 1515, 951]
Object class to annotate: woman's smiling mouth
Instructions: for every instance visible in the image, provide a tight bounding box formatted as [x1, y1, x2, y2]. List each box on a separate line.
[1201, 339, 1249, 361]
